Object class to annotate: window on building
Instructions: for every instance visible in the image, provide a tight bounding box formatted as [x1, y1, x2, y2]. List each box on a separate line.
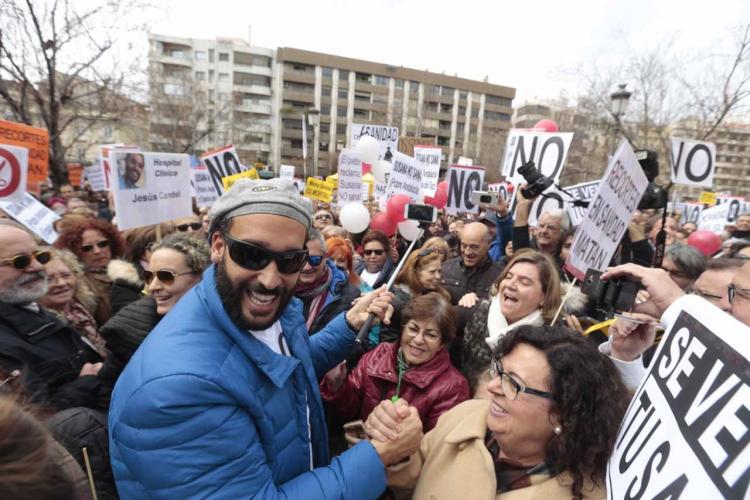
[440, 103, 452, 114]
[218, 73, 229, 82]
[171, 49, 185, 59]
[208, 90, 215, 103]
[320, 123, 330, 133]
[219, 52, 229, 62]
[337, 107, 347, 117]
[208, 70, 214, 82]
[339, 70, 349, 81]
[410, 81, 419, 94]
[338, 89, 348, 99]
[355, 72, 371, 83]
[354, 109, 368, 118]
[291, 139, 303, 149]
[195, 71, 205, 81]
[485, 111, 511, 121]
[440, 86, 454, 96]
[374, 75, 389, 86]
[208, 49, 215, 62]
[163, 83, 186, 96]
[321, 104, 331, 115]
[355, 91, 371, 102]
[292, 63, 313, 72]
[337, 124, 347, 135]
[322, 85, 332, 96]
[459, 106, 466, 115]
[459, 91, 467, 100]
[471, 107, 480, 118]
[322, 67, 333, 77]
[395, 79, 404, 88]
[195, 50, 207, 60]
[252, 56, 271, 67]
[372, 93, 387, 104]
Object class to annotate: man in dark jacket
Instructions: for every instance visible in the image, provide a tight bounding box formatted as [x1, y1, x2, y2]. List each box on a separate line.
[109, 179, 422, 499]
[0, 220, 103, 410]
[295, 229, 361, 335]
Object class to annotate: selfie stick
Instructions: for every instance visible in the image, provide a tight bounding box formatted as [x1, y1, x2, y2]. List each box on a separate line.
[355, 227, 425, 346]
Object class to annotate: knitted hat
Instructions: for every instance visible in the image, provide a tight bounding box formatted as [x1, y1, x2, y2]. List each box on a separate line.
[208, 178, 312, 235]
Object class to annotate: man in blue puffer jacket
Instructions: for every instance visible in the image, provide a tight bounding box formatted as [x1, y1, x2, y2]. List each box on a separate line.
[108, 178, 423, 499]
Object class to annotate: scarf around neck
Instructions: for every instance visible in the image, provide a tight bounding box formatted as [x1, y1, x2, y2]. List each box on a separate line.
[295, 264, 332, 331]
[485, 294, 545, 350]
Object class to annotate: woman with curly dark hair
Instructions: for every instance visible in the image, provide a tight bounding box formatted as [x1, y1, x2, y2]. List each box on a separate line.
[55, 218, 134, 325]
[369, 325, 629, 499]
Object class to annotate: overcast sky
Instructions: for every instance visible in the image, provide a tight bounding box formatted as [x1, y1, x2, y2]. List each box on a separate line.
[146, 0, 749, 104]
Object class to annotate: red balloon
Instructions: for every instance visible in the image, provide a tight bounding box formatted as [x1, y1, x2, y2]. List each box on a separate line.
[424, 187, 448, 209]
[437, 180, 449, 192]
[687, 230, 722, 257]
[533, 119, 559, 132]
[370, 211, 397, 236]
[386, 194, 410, 223]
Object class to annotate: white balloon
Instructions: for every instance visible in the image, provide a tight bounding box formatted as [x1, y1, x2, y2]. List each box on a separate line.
[339, 202, 371, 234]
[354, 135, 381, 165]
[372, 159, 392, 184]
[397, 219, 422, 241]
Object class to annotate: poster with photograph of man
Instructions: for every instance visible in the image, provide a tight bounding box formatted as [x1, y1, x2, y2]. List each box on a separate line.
[118, 152, 146, 189]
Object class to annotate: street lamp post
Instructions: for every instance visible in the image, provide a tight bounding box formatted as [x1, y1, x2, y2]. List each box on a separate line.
[610, 83, 632, 154]
[302, 108, 320, 179]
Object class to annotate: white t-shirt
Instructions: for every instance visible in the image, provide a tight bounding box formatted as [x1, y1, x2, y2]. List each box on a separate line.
[360, 269, 381, 287]
[248, 320, 312, 469]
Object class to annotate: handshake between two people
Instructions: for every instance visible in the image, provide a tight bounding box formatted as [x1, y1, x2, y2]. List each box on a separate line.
[365, 398, 423, 467]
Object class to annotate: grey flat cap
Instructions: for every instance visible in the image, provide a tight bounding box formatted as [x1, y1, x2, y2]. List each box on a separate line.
[208, 178, 313, 235]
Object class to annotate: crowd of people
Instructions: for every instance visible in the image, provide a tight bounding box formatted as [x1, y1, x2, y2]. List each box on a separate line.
[0, 176, 749, 499]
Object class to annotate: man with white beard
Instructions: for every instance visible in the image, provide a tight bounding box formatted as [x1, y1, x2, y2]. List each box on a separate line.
[0, 220, 103, 410]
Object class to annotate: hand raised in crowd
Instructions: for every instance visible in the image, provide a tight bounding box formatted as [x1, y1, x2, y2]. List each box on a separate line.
[458, 292, 479, 308]
[324, 361, 347, 392]
[608, 312, 659, 362]
[79, 362, 102, 377]
[345, 286, 394, 329]
[513, 183, 537, 227]
[483, 196, 509, 217]
[367, 399, 423, 466]
[365, 398, 412, 442]
[602, 263, 685, 317]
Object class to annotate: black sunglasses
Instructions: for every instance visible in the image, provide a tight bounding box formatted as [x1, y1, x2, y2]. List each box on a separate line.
[81, 240, 110, 253]
[0, 250, 51, 270]
[224, 233, 308, 274]
[364, 249, 385, 256]
[177, 222, 203, 232]
[144, 269, 194, 284]
[307, 255, 324, 266]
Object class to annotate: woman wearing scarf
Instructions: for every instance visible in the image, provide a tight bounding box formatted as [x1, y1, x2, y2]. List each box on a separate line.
[320, 293, 469, 432]
[295, 229, 361, 335]
[461, 250, 562, 386]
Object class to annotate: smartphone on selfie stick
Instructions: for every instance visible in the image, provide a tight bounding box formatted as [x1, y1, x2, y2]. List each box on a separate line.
[355, 204, 438, 347]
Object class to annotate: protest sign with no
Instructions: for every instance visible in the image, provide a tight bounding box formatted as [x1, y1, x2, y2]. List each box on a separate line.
[607, 296, 750, 498]
[386, 151, 423, 202]
[0, 145, 28, 202]
[336, 149, 363, 205]
[0, 193, 60, 244]
[413, 145, 441, 196]
[111, 152, 193, 231]
[527, 180, 600, 227]
[501, 130, 573, 184]
[446, 165, 486, 214]
[670, 137, 716, 188]
[566, 141, 648, 280]
[0, 119, 48, 193]
[200, 145, 244, 196]
[351, 124, 399, 162]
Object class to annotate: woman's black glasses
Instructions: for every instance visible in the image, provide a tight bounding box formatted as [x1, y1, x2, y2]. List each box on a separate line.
[0, 250, 51, 270]
[490, 359, 553, 401]
[81, 240, 110, 253]
[144, 269, 194, 284]
[177, 222, 203, 232]
[223, 234, 308, 274]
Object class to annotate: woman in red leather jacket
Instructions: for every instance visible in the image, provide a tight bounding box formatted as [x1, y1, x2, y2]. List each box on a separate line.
[321, 292, 469, 431]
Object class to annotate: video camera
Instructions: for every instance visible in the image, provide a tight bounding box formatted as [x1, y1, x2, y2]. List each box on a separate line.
[635, 150, 668, 210]
[581, 269, 640, 317]
[517, 161, 553, 199]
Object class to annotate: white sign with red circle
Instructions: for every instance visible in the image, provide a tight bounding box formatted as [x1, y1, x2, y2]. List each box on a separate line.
[0, 144, 28, 202]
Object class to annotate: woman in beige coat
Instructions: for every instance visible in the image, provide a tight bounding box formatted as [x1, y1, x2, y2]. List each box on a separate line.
[367, 325, 630, 499]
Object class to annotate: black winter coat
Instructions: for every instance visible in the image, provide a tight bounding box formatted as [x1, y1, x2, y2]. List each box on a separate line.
[0, 302, 102, 411]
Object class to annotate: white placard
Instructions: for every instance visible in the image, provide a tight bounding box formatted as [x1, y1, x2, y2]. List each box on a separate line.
[0, 144, 28, 202]
[83, 161, 106, 192]
[350, 124, 399, 162]
[446, 165, 486, 214]
[566, 141, 648, 280]
[199, 145, 244, 196]
[374, 177, 388, 200]
[414, 145, 441, 196]
[385, 151, 423, 201]
[336, 149, 363, 205]
[112, 152, 193, 230]
[696, 202, 750, 233]
[501, 130, 573, 184]
[0, 193, 60, 243]
[607, 296, 750, 499]
[670, 137, 716, 188]
[190, 160, 219, 209]
[528, 180, 600, 227]
[280, 165, 296, 179]
[457, 156, 473, 166]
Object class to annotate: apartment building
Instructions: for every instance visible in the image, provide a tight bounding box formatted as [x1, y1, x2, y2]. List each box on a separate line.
[148, 33, 274, 164]
[274, 48, 515, 178]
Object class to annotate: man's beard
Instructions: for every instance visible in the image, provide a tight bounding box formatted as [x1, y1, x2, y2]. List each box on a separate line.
[215, 258, 294, 331]
[0, 271, 48, 304]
